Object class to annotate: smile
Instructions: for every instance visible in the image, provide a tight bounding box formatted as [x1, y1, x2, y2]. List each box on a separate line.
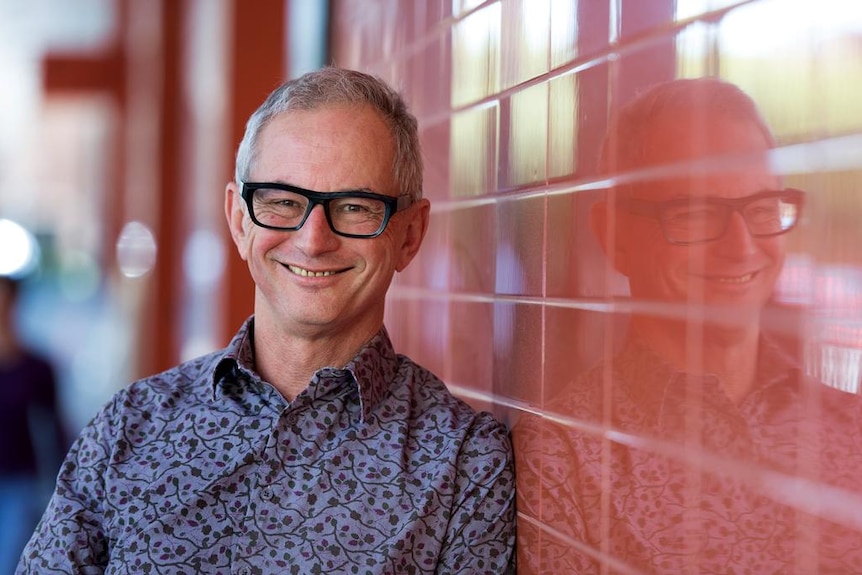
[287, 264, 338, 277]
[709, 272, 756, 284]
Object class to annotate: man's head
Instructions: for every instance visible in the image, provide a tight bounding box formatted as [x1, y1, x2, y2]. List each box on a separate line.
[234, 67, 423, 204]
[225, 68, 429, 340]
[592, 78, 799, 323]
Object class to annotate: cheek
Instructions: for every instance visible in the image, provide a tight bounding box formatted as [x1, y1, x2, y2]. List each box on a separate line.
[634, 226, 686, 275]
[363, 231, 401, 269]
[630, 240, 699, 298]
[758, 236, 786, 264]
[648, 247, 693, 291]
[245, 229, 285, 262]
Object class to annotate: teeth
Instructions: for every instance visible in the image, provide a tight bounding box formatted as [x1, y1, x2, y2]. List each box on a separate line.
[714, 273, 754, 284]
[288, 265, 335, 277]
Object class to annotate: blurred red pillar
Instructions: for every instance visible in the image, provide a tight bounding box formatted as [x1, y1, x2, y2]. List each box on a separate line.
[221, 0, 287, 343]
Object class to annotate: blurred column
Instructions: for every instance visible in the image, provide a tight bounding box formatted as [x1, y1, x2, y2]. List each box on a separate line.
[41, 0, 127, 279]
[138, 0, 287, 372]
[147, 0, 184, 374]
[221, 0, 286, 343]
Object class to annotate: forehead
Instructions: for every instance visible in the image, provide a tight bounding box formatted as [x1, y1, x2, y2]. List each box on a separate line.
[252, 104, 397, 193]
[630, 115, 777, 201]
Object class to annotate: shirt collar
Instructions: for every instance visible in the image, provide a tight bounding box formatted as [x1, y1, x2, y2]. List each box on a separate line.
[211, 316, 399, 421]
[212, 316, 256, 395]
[341, 326, 399, 421]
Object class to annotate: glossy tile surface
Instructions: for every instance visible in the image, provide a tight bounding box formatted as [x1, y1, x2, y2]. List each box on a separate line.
[331, 0, 862, 571]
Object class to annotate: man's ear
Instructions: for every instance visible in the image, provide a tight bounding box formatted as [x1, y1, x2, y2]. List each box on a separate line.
[225, 182, 249, 261]
[395, 198, 430, 272]
[589, 198, 631, 278]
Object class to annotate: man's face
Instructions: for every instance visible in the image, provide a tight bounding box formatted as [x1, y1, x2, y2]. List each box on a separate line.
[611, 116, 785, 317]
[226, 104, 428, 340]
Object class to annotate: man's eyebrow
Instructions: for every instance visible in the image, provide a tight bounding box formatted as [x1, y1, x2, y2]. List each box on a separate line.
[344, 187, 377, 194]
[662, 188, 781, 202]
[257, 181, 377, 194]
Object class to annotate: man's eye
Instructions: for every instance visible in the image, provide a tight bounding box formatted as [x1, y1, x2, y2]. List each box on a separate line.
[274, 198, 303, 208]
[666, 208, 714, 222]
[342, 203, 370, 213]
[747, 203, 779, 216]
[334, 200, 383, 215]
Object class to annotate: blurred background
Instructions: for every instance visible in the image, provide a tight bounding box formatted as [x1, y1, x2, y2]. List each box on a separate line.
[1, 0, 861, 571]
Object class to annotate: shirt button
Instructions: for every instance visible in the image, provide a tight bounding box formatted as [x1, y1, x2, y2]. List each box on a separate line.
[237, 567, 251, 575]
[261, 486, 274, 501]
[285, 412, 299, 426]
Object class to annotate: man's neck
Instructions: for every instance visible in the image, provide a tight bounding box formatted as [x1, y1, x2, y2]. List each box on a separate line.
[251, 314, 381, 401]
[630, 316, 761, 404]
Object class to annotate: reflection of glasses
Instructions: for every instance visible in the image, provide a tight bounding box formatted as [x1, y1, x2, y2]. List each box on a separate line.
[241, 182, 413, 239]
[618, 189, 805, 245]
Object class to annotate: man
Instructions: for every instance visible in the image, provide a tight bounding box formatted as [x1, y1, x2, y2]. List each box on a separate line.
[0, 276, 66, 574]
[18, 67, 516, 574]
[514, 78, 862, 573]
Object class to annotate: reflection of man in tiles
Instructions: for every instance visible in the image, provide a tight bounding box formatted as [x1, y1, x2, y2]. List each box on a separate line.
[514, 78, 862, 573]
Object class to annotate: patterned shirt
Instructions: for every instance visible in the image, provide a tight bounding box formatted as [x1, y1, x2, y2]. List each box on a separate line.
[514, 338, 862, 574]
[18, 318, 515, 574]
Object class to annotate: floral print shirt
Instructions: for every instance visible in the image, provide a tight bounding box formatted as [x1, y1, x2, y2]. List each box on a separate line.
[18, 318, 515, 574]
[514, 337, 862, 574]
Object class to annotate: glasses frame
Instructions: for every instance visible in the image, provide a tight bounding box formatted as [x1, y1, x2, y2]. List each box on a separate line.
[618, 188, 805, 245]
[240, 182, 414, 239]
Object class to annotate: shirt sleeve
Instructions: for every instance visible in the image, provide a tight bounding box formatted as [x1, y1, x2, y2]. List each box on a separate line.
[435, 412, 516, 575]
[16, 395, 120, 574]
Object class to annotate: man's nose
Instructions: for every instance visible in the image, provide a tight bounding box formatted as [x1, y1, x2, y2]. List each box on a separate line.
[295, 204, 340, 253]
[714, 210, 758, 257]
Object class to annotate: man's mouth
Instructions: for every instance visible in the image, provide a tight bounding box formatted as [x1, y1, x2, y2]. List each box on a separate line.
[287, 264, 339, 277]
[708, 272, 756, 284]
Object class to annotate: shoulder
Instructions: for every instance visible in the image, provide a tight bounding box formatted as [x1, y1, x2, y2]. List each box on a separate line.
[548, 360, 611, 420]
[90, 349, 224, 432]
[393, 354, 503, 422]
[386, 354, 512, 450]
[817, 382, 862, 429]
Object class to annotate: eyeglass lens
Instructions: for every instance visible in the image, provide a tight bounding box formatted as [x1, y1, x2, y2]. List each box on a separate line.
[660, 195, 799, 243]
[251, 187, 389, 236]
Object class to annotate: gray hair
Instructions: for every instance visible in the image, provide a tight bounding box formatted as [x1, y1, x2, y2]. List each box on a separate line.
[234, 67, 423, 202]
[599, 77, 775, 181]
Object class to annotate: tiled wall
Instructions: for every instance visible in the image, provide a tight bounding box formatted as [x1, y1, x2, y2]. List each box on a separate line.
[331, 0, 862, 572]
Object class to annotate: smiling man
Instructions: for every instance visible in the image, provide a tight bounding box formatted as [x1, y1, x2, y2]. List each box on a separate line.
[514, 78, 862, 573]
[18, 68, 515, 574]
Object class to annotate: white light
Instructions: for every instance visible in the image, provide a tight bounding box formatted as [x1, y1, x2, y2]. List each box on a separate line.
[116, 221, 157, 278]
[183, 229, 224, 289]
[0, 218, 39, 277]
[677, 0, 862, 58]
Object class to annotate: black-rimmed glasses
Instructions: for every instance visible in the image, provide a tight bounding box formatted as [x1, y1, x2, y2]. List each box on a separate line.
[618, 188, 805, 245]
[241, 182, 414, 239]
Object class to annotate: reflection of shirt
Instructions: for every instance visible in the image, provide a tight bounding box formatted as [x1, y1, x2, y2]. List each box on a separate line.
[0, 351, 60, 475]
[514, 338, 862, 574]
[19, 318, 515, 574]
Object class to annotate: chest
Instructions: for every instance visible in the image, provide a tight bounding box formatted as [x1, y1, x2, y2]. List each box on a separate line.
[101, 403, 459, 573]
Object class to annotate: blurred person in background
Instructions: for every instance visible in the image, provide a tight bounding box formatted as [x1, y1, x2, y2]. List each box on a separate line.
[514, 78, 862, 573]
[18, 67, 516, 574]
[0, 275, 66, 574]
